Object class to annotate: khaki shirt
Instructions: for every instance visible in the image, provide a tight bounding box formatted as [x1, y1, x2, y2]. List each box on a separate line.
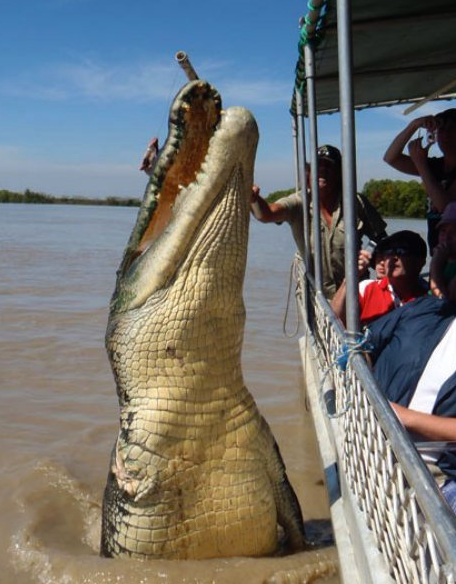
[278, 192, 387, 299]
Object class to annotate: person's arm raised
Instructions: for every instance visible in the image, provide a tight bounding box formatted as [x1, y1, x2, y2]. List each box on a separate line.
[383, 116, 436, 175]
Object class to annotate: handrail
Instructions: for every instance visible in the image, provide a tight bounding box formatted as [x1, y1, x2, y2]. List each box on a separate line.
[315, 294, 456, 546]
[298, 274, 456, 583]
[289, 1, 456, 577]
[352, 352, 456, 561]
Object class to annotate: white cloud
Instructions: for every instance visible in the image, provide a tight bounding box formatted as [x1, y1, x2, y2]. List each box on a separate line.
[0, 56, 291, 106]
[0, 58, 180, 102]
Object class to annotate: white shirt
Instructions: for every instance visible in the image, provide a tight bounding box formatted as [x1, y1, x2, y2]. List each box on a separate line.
[409, 318, 456, 462]
[410, 318, 456, 414]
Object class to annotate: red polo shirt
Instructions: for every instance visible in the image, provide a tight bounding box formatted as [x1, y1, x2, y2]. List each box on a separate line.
[359, 277, 427, 326]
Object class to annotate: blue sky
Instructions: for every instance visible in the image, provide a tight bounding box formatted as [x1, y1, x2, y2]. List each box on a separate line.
[0, 0, 446, 199]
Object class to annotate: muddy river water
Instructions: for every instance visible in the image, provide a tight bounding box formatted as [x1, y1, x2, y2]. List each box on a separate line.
[2, 203, 419, 583]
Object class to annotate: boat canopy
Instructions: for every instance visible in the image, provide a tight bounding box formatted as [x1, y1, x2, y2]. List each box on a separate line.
[292, 0, 456, 115]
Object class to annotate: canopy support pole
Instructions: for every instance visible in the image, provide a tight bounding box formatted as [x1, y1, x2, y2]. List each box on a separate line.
[305, 43, 323, 294]
[295, 89, 312, 275]
[336, 0, 360, 338]
[292, 114, 302, 195]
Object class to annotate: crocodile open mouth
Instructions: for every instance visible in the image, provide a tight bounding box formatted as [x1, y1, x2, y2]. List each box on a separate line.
[123, 81, 222, 273]
[111, 81, 257, 315]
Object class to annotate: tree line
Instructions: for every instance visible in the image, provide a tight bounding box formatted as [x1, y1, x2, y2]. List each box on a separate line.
[266, 179, 427, 219]
[1, 179, 427, 217]
[0, 188, 140, 207]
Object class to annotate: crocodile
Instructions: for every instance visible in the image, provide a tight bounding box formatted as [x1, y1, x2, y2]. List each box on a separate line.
[100, 79, 306, 560]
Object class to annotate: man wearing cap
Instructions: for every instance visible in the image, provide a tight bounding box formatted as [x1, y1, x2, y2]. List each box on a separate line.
[331, 230, 428, 326]
[384, 108, 456, 252]
[250, 144, 387, 299]
[430, 201, 456, 302]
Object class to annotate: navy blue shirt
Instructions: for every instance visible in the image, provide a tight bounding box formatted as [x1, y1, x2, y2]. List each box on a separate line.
[368, 296, 456, 478]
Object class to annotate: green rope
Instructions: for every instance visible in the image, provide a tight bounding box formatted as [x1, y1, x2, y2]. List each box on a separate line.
[290, 0, 332, 114]
[298, 0, 330, 47]
[307, 1, 317, 9]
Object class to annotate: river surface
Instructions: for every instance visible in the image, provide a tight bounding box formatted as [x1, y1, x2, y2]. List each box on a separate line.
[0, 203, 425, 584]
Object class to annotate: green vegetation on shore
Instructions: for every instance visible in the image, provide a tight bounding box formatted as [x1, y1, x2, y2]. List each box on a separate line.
[0, 188, 140, 207]
[266, 178, 427, 219]
[362, 179, 426, 218]
[1, 178, 427, 218]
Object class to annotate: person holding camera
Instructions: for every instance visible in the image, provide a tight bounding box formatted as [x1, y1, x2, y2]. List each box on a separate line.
[331, 231, 429, 327]
[384, 109, 456, 252]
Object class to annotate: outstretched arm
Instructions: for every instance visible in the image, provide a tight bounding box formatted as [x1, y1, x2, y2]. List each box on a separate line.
[391, 403, 456, 442]
[250, 185, 288, 223]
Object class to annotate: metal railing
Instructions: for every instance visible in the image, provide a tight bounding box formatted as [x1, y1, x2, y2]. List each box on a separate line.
[295, 260, 456, 584]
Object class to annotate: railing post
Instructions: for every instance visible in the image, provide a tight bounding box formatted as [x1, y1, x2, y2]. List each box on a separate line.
[336, 0, 360, 338]
[304, 42, 323, 294]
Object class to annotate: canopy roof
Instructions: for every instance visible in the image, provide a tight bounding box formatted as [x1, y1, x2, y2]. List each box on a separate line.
[292, 0, 456, 115]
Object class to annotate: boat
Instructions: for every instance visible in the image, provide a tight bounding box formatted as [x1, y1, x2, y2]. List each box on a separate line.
[291, 1, 456, 583]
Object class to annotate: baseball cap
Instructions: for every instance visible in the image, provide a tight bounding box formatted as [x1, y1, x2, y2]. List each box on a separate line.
[437, 202, 456, 228]
[376, 230, 427, 259]
[317, 145, 342, 167]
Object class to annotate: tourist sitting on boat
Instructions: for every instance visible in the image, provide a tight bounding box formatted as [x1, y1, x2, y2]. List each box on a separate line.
[368, 295, 456, 512]
[250, 144, 387, 299]
[384, 108, 456, 253]
[331, 230, 428, 326]
[430, 201, 456, 303]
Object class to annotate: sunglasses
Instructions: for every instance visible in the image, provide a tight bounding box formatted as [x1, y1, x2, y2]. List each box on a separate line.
[380, 246, 413, 257]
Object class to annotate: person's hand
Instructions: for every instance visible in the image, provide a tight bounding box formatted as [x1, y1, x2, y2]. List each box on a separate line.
[139, 137, 159, 173]
[407, 137, 430, 165]
[251, 185, 260, 203]
[357, 249, 371, 277]
[411, 115, 438, 133]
